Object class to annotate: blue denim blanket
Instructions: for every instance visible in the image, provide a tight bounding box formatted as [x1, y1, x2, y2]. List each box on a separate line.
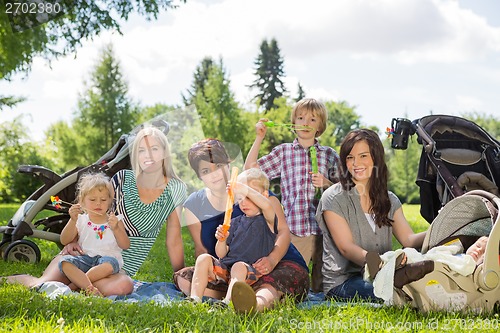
[36, 280, 380, 308]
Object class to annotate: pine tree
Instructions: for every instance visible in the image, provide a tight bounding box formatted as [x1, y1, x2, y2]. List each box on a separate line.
[182, 57, 214, 105]
[74, 43, 138, 163]
[296, 82, 306, 102]
[191, 58, 248, 152]
[250, 38, 287, 113]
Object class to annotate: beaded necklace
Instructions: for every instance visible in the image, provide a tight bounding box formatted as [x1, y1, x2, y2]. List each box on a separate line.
[87, 221, 109, 240]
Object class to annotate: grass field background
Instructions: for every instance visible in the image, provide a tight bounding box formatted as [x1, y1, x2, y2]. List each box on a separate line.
[1, 203, 498, 332]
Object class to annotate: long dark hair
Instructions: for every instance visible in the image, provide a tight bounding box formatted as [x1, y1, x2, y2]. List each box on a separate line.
[339, 129, 392, 227]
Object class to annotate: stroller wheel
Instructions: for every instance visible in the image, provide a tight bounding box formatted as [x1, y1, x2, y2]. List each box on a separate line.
[0, 240, 10, 259]
[3, 240, 41, 264]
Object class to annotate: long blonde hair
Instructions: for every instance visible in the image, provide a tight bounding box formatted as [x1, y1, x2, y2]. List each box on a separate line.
[131, 126, 180, 180]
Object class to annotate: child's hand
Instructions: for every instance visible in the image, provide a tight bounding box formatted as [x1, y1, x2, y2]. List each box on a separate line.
[108, 213, 119, 230]
[68, 204, 82, 220]
[256, 118, 269, 139]
[227, 181, 248, 197]
[310, 172, 330, 189]
[215, 224, 229, 241]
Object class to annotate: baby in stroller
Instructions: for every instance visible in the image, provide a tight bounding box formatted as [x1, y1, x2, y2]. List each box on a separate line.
[365, 235, 489, 292]
[365, 189, 499, 312]
[465, 236, 488, 263]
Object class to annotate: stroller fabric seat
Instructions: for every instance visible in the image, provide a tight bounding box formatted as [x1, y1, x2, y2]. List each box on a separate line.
[457, 172, 499, 196]
[439, 148, 482, 166]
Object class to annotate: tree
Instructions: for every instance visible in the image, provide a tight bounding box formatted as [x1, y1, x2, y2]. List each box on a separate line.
[250, 38, 287, 112]
[182, 57, 214, 105]
[295, 82, 305, 102]
[0, 116, 55, 203]
[461, 111, 500, 139]
[0, 95, 25, 110]
[45, 120, 84, 170]
[0, 0, 185, 80]
[54, 43, 139, 166]
[320, 100, 362, 150]
[192, 58, 248, 152]
[387, 136, 421, 204]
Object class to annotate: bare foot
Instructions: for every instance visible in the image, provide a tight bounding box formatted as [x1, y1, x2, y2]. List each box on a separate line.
[83, 285, 103, 297]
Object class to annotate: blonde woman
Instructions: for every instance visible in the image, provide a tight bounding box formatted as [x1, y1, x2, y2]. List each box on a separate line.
[5, 126, 187, 296]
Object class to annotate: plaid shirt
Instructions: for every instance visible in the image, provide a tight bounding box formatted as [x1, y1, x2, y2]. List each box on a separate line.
[258, 138, 340, 237]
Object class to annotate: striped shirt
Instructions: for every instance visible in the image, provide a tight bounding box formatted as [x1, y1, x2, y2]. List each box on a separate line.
[112, 169, 187, 276]
[258, 138, 339, 237]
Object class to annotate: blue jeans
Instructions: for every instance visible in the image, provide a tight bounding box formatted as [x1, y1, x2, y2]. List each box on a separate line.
[59, 254, 120, 275]
[326, 275, 382, 302]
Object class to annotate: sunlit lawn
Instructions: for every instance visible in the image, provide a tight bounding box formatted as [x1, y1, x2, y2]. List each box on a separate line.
[1, 203, 498, 332]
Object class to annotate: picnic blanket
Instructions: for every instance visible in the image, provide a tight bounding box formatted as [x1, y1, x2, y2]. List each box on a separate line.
[36, 281, 381, 309]
[36, 280, 184, 305]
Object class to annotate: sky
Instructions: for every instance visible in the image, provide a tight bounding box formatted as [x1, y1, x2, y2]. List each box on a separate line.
[1, 0, 500, 141]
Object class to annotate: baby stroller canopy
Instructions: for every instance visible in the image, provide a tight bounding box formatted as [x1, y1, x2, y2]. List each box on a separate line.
[421, 190, 498, 254]
[391, 115, 500, 223]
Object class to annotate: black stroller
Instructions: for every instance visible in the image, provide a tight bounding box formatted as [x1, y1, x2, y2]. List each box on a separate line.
[0, 118, 170, 263]
[389, 115, 500, 312]
[390, 115, 500, 223]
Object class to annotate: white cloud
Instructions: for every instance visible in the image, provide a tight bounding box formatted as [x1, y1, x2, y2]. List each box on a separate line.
[455, 94, 484, 111]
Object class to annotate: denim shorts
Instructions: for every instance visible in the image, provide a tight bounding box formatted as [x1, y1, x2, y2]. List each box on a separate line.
[59, 254, 120, 275]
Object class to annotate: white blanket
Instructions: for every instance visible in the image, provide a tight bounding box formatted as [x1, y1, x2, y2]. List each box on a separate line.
[364, 245, 476, 303]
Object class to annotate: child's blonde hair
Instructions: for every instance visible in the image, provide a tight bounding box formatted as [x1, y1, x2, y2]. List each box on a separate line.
[76, 172, 114, 204]
[290, 98, 328, 137]
[237, 168, 270, 192]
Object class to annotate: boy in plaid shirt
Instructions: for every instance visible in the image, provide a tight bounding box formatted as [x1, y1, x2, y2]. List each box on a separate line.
[244, 98, 339, 292]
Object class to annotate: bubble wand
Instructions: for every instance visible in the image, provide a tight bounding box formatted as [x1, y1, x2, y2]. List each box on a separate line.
[263, 120, 311, 132]
[50, 195, 104, 216]
[220, 167, 239, 241]
[309, 146, 322, 199]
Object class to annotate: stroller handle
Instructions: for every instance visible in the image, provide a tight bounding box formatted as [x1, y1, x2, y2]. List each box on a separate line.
[464, 190, 500, 207]
[470, 191, 500, 291]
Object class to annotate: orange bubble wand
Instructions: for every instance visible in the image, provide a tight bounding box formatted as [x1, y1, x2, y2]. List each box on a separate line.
[220, 167, 239, 240]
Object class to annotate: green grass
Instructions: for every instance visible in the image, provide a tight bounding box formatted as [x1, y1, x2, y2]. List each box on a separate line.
[1, 204, 499, 332]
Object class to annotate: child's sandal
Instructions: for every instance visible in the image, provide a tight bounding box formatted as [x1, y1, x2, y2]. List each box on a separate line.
[395, 252, 407, 270]
[366, 251, 407, 280]
[365, 251, 382, 280]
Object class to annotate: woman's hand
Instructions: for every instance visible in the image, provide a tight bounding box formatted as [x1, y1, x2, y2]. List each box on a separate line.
[59, 242, 83, 256]
[253, 256, 274, 275]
